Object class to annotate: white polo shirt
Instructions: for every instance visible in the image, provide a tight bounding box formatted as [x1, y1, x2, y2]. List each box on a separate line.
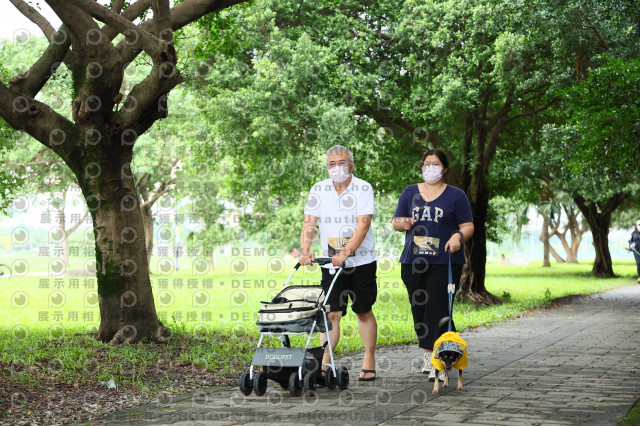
[304, 176, 377, 268]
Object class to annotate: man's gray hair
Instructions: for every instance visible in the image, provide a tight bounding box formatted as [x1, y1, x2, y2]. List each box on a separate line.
[326, 145, 354, 163]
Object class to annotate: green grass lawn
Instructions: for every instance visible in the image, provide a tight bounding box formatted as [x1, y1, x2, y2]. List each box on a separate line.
[0, 256, 637, 394]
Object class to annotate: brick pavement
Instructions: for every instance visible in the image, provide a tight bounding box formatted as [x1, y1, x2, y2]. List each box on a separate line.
[93, 285, 640, 425]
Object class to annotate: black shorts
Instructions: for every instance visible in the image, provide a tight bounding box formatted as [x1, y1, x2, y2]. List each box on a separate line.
[320, 261, 377, 316]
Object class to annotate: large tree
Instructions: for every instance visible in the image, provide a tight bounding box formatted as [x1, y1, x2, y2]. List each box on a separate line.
[0, 0, 247, 343]
[546, 57, 640, 277]
[193, 0, 570, 304]
[537, 0, 640, 277]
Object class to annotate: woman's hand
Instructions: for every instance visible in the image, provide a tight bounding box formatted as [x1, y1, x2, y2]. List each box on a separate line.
[444, 233, 463, 253]
[392, 217, 415, 231]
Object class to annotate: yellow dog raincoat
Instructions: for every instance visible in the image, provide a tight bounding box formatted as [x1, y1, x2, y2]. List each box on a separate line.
[431, 331, 468, 371]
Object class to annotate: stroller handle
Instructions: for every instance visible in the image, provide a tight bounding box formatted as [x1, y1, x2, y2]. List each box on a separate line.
[293, 257, 346, 270]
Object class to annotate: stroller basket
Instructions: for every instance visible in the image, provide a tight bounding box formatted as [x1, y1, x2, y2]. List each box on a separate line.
[256, 285, 332, 333]
[261, 345, 325, 388]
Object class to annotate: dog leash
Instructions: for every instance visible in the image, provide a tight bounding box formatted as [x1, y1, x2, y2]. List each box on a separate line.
[447, 251, 455, 332]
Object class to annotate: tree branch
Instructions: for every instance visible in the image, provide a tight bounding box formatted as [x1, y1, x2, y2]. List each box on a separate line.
[9, 0, 56, 42]
[484, 101, 512, 166]
[112, 0, 126, 13]
[103, 0, 153, 40]
[506, 97, 559, 123]
[8, 28, 71, 98]
[118, 0, 249, 64]
[578, 9, 609, 51]
[548, 243, 566, 263]
[12, 1, 150, 103]
[600, 193, 628, 217]
[358, 105, 441, 150]
[66, 210, 90, 235]
[6, 159, 62, 167]
[120, 73, 183, 131]
[167, 0, 249, 30]
[152, 0, 172, 40]
[0, 82, 78, 163]
[43, 0, 101, 47]
[136, 172, 151, 191]
[141, 179, 176, 208]
[65, 0, 165, 58]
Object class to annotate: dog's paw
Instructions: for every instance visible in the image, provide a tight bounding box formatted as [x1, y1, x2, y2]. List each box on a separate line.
[432, 389, 439, 394]
[442, 383, 448, 388]
[457, 385, 463, 391]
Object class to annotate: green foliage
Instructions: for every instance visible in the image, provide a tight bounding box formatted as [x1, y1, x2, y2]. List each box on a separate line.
[611, 196, 640, 230]
[0, 37, 76, 215]
[487, 196, 530, 244]
[242, 196, 306, 252]
[185, 0, 582, 254]
[542, 57, 640, 201]
[0, 59, 23, 214]
[567, 56, 640, 174]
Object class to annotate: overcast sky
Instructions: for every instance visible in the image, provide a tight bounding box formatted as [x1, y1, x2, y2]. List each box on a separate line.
[0, 2, 61, 41]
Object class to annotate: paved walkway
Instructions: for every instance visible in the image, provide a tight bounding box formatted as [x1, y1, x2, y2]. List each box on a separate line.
[95, 285, 640, 425]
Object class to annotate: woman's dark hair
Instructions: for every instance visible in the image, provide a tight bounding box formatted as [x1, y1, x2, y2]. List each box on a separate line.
[421, 149, 449, 169]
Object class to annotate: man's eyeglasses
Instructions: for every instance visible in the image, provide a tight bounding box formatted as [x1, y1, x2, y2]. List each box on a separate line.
[327, 160, 351, 168]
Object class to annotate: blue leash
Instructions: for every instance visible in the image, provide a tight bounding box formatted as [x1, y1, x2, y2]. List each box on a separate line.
[447, 251, 455, 332]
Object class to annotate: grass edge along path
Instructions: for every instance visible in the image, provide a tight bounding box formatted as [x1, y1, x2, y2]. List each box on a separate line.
[618, 397, 640, 425]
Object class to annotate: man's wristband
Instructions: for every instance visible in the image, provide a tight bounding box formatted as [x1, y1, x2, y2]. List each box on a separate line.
[451, 230, 464, 241]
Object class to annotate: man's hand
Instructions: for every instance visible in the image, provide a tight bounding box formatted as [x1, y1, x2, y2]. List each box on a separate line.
[299, 253, 315, 265]
[332, 252, 348, 267]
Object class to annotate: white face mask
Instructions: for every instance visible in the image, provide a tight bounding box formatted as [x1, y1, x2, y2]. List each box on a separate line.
[422, 165, 443, 184]
[328, 165, 351, 183]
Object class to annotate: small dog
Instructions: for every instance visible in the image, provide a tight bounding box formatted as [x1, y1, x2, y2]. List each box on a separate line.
[431, 317, 468, 394]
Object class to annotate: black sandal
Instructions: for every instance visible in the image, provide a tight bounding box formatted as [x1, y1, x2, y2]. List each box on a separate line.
[359, 369, 376, 381]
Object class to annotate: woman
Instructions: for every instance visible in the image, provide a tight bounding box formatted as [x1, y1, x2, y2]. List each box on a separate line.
[392, 149, 474, 382]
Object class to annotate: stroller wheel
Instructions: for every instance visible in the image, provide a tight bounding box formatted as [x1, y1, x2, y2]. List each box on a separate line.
[288, 372, 302, 397]
[323, 368, 337, 390]
[239, 372, 253, 396]
[253, 372, 267, 396]
[336, 366, 349, 390]
[303, 373, 316, 395]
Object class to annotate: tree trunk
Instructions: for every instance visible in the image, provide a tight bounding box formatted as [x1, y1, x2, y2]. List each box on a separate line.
[566, 208, 586, 263]
[540, 212, 550, 267]
[141, 204, 154, 267]
[75, 151, 165, 344]
[54, 205, 72, 268]
[567, 232, 582, 263]
[549, 244, 566, 263]
[138, 182, 155, 268]
[573, 193, 627, 277]
[590, 225, 613, 277]
[459, 158, 500, 305]
[457, 105, 506, 306]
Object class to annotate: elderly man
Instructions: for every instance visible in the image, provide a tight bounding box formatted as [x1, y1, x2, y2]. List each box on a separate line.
[299, 144, 378, 381]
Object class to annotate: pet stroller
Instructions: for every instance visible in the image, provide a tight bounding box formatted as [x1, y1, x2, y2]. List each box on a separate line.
[238, 258, 349, 397]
